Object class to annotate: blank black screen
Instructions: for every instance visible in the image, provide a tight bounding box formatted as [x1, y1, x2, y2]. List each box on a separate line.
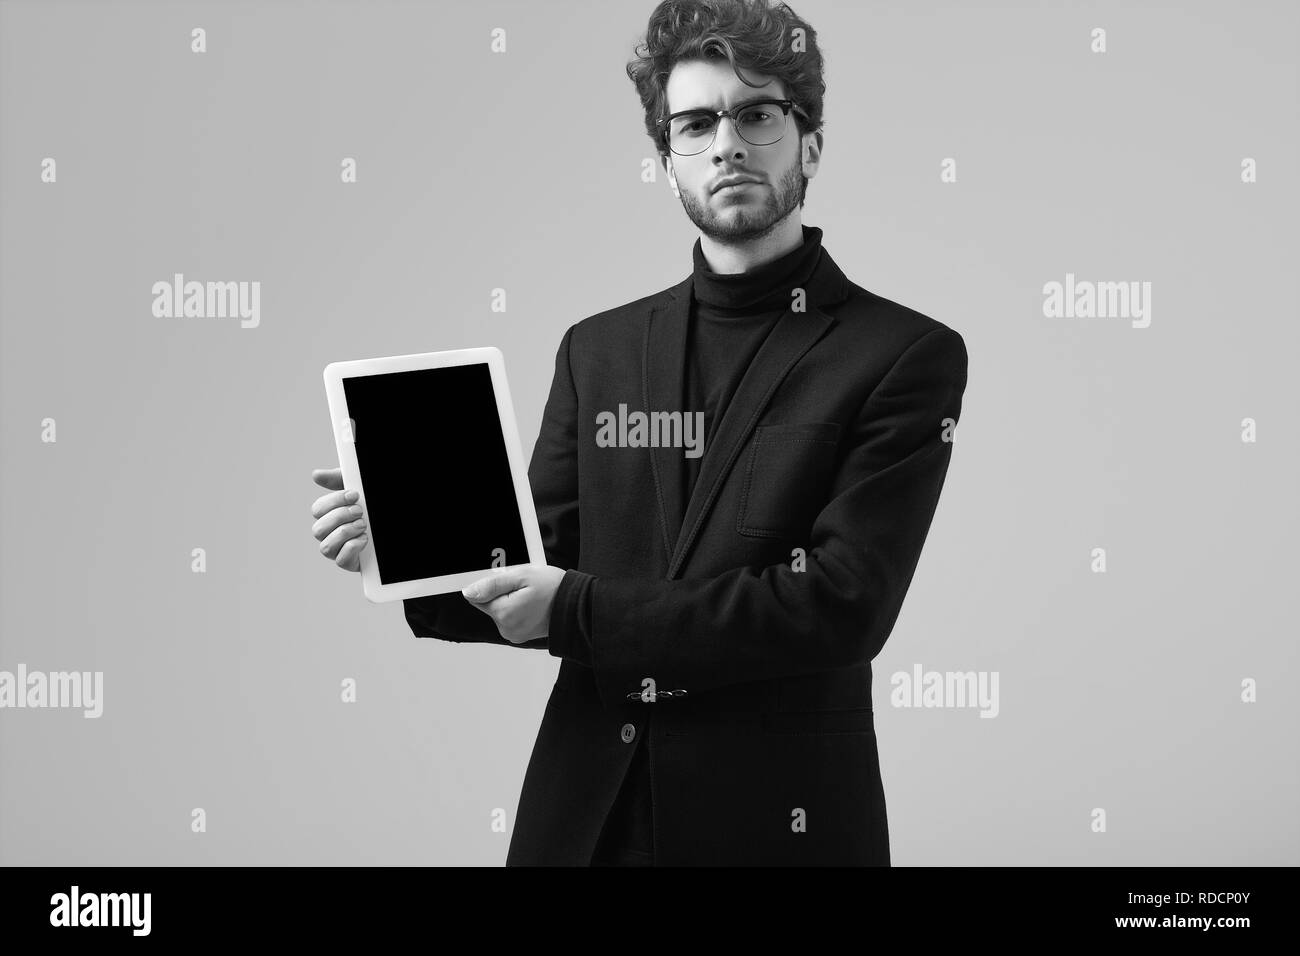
[341, 363, 530, 584]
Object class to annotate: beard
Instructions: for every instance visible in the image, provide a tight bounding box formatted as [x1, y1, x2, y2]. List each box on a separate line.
[677, 153, 806, 243]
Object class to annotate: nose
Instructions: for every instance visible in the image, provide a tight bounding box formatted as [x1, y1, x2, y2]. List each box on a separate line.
[709, 115, 749, 164]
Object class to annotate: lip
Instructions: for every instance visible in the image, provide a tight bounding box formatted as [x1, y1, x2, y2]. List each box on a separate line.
[712, 176, 762, 193]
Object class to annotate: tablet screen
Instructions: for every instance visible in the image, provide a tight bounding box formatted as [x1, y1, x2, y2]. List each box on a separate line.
[341, 362, 531, 584]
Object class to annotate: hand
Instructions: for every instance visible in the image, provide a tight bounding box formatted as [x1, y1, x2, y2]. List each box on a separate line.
[461, 565, 567, 644]
[310, 467, 368, 572]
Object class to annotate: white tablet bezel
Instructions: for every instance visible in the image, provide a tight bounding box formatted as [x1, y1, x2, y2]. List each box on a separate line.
[322, 346, 545, 604]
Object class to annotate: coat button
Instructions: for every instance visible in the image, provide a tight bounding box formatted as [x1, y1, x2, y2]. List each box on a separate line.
[620, 723, 636, 743]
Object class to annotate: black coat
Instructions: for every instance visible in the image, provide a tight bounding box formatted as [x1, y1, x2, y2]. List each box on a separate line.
[404, 242, 969, 865]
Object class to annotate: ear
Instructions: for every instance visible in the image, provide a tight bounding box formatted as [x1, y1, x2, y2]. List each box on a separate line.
[801, 129, 824, 178]
[660, 156, 681, 191]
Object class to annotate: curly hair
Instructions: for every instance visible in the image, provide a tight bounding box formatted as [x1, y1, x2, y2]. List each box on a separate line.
[626, 0, 826, 164]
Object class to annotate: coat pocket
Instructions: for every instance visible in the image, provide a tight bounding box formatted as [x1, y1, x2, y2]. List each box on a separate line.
[737, 422, 842, 538]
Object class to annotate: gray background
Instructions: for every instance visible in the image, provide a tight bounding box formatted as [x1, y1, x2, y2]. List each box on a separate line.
[2, 0, 1296, 865]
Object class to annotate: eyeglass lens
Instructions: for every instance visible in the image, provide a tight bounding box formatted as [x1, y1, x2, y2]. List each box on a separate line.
[668, 102, 788, 154]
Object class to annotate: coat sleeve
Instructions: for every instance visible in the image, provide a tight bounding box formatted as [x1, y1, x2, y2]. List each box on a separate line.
[403, 323, 582, 650]
[546, 326, 968, 709]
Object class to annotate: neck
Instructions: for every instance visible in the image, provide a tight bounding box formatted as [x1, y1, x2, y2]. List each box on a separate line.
[698, 211, 804, 275]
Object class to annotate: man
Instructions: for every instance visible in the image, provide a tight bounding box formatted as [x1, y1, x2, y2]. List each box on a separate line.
[312, 0, 967, 866]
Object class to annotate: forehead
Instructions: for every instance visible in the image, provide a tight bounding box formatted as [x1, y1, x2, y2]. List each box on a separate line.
[664, 59, 786, 113]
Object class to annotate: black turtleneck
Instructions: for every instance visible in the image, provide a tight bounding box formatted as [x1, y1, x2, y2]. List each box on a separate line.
[589, 223, 826, 866]
[683, 224, 825, 502]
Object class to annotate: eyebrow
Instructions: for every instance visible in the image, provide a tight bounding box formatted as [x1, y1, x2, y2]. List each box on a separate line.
[673, 95, 780, 115]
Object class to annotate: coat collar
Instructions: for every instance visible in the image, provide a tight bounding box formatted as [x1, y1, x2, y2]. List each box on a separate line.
[643, 242, 854, 578]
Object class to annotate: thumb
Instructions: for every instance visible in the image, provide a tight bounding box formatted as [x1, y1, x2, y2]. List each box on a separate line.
[312, 467, 343, 490]
[462, 569, 525, 603]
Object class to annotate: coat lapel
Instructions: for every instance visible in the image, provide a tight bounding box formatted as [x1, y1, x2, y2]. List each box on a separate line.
[642, 245, 854, 579]
[642, 276, 692, 568]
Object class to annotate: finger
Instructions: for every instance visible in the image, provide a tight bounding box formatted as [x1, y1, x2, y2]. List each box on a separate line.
[492, 596, 543, 645]
[335, 534, 368, 571]
[312, 467, 343, 491]
[311, 487, 360, 522]
[319, 516, 367, 559]
[311, 500, 365, 541]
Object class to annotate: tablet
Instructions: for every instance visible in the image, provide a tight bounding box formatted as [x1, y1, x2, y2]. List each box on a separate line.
[322, 347, 545, 603]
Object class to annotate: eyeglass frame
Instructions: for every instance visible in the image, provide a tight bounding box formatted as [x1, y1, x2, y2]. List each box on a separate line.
[657, 97, 812, 155]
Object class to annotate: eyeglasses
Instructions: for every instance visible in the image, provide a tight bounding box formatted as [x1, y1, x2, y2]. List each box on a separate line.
[658, 98, 808, 156]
